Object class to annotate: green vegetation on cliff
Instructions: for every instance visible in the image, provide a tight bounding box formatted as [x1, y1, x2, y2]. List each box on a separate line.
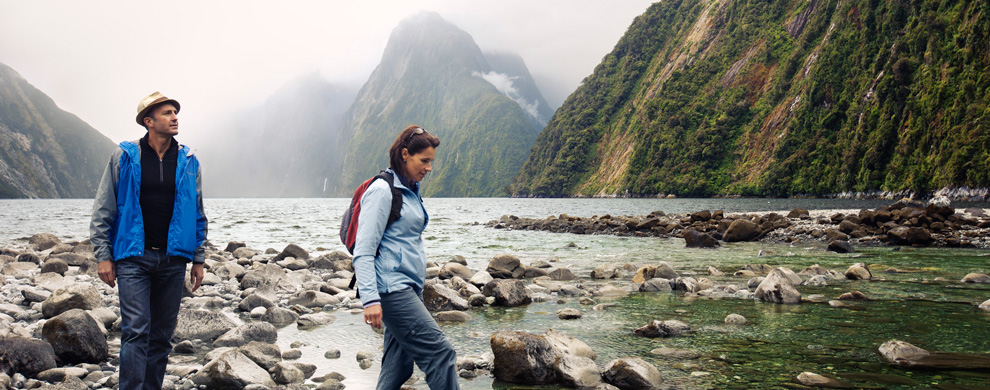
[512, 0, 989, 197]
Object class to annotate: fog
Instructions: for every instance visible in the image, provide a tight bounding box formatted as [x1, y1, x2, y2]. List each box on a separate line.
[0, 0, 655, 144]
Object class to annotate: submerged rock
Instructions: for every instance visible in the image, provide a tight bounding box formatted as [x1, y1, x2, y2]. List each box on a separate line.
[483, 279, 532, 307]
[844, 263, 872, 280]
[602, 357, 663, 389]
[795, 372, 850, 388]
[754, 268, 801, 304]
[980, 299, 990, 312]
[961, 273, 990, 284]
[879, 339, 990, 370]
[633, 320, 691, 338]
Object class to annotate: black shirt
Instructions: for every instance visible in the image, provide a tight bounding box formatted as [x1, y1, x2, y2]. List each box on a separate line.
[139, 134, 178, 250]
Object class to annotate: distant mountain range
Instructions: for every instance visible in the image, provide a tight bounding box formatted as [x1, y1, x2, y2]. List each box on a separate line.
[0, 62, 115, 198]
[511, 0, 990, 197]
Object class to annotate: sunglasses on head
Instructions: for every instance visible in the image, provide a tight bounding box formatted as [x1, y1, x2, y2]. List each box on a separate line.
[406, 127, 426, 143]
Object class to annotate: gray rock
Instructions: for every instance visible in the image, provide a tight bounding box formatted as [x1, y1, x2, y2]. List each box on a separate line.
[723, 219, 760, 242]
[42, 309, 108, 364]
[556, 308, 582, 320]
[0, 303, 30, 321]
[324, 349, 341, 359]
[276, 257, 309, 271]
[260, 307, 300, 326]
[191, 350, 276, 389]
[51, 253, 90, 267]
[240, 264, 287, 290]
[239, 291, 276, 312]
[602, 357, 663, 389]
[41, 283, 102, 319]
[724, 314, 747, 325]
[17, 253, 41, 264]
[173, 309, 238, 343]
[827, 240, 855, 253]
[683, 229, 719, 248]
[490, 329, 599, 387]
[237, 341, 281, 371]
[961, 273, 990, 284]
[287, 290, 339, 308]
[845, 262, 872, 280]
[633, 320, 691, 338]
[547, 268, 577, 281]
[754, 268, 802, 304]
[297, 312, 336, 328]
[439, 263, 473, 280]
[87, 307, 118, 330]
[274, 244, 309, 261]
[796, 372, 849, 388]
[436, 311, 472, 322]
[40, 260, 69, 275]
[35, 367, 88, 383]
[315, 378, 346, 390]
[281, 349, 302, 360]
[423, 283, 471, 312]
[980, 299, 990, 312]
[29, 233, 60, 251]
[213, 322, 278, 348]
[232, 247, 258, 260]
[173, 340, 197, 354]
[483, 279, 532, 307]
[590, 264, 619, 279]
[649, 347, 701, 360]
[0, 336, 57, 377]
[879, 340, 930, 365]
[487, 254, 523, 279]
[292, 362, 317, 379]
[468, 270, 494, 287]
[1, 262, 38, 277]
[224, 242, 246, 253]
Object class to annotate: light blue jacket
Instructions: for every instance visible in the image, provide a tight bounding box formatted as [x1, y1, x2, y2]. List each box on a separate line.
[353, 169, 429, 306]
[89, 139, 208, 263]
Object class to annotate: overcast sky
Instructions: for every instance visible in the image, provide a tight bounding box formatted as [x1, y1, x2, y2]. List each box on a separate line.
[0, 1, 655, 143]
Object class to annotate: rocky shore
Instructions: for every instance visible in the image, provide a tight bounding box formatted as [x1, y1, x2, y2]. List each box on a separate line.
[2, 207, 989, 389]
[486, 197, 990, 249]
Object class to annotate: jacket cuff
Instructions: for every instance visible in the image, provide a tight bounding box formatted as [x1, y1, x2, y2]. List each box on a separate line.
[362, 300, 381, 308]
[93, 246, 113, 263]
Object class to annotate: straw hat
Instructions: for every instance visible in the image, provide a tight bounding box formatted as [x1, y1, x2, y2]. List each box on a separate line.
[135, 91, 180, 127]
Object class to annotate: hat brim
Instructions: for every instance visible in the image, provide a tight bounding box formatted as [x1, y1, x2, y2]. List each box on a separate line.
[136, 97, 181, 127]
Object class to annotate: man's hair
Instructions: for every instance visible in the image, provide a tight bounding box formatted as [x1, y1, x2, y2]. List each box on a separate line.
[388, 125, 440, 176]
[142, 102, 174, 129]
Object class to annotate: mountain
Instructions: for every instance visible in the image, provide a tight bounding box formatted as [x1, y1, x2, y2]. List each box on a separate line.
[511, 0, 990, 197]
[337, 12, 547, 197]
[0, 62, 115, 198]
[197, 73, 355, 197]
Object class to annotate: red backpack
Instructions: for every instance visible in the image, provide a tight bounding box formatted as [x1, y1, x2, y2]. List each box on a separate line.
[340, 171, 403, 254]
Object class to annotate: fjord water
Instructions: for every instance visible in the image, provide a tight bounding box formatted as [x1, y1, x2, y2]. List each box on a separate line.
[2, 198, 989, 389]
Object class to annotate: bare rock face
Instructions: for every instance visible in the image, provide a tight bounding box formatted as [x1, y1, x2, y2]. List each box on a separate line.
[191, 350, 276, 389]
[483, 279, 532, 307]
[602, 357, 663, 389]
[41, 284, 102, 319]
[41, 309, 108, 364]
[490, 329, 599, 387]
[0, 336, 57, 377]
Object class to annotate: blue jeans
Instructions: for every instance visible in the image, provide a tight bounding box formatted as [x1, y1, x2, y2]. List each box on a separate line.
[378, 288, 460, 390]
[116, 249, 187, 390]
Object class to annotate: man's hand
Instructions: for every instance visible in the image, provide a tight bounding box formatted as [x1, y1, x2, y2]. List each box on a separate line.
[189, 263, 205, 292]
[98, 260, 116, 287]
[363, 305, 383, 329]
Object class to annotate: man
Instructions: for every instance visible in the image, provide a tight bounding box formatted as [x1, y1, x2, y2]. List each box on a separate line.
[90, 91, 207, 390]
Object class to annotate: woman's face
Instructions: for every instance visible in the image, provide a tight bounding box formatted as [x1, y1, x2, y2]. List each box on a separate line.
[401, 146, 436, 182]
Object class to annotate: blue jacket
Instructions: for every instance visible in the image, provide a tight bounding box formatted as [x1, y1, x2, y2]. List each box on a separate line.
[89, 139, 208, 263]
[353, 169, 429, 306]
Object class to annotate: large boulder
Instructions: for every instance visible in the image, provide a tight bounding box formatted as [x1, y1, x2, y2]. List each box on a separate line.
[41, 284, 102, 319]
[633, 320, 691, 338]
[423, 283, 470, 312]
[191, 350, 276, 389]
[41, 309, 108, 364]
[483, 279, 532, 307]
[602, 357, 663, 389]
[490, 329, 600, 387]
[754, 268, 802, 304]
[173, 309, 238, 343]
[887, 227, 933, 246]
[723, 219, 760, 242]
[0, 337, 57, 377]
[213, 322, 278, 348]
[683, 229, 719, 248]
[487, 254, 524, 278]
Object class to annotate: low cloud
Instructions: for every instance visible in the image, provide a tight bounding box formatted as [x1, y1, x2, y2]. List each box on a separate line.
[472, 71, 543, 123]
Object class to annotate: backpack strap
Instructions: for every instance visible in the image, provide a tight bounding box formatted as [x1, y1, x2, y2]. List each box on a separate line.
[375, 171, 403, 227]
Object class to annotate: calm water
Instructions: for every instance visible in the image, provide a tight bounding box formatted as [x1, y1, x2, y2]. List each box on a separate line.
[2, 198, 989, 389]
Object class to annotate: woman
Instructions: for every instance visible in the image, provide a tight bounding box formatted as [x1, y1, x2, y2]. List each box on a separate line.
[352, 125, 459, 390]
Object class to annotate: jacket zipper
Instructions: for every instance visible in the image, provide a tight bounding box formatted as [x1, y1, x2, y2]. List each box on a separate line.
[159, 157, 164, 182]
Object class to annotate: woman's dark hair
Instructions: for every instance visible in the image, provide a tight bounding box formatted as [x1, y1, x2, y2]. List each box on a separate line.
[388, 125, 440, 175]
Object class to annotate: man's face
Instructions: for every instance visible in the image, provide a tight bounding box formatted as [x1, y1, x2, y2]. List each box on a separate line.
[145, 103, 179, 137]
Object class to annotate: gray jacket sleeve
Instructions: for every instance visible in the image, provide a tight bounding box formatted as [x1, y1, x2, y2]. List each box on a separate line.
[193, 160, 208, 263]
[90, 148, 123, 262]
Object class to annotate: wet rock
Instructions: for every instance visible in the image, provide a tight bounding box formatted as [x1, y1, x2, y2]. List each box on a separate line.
[315, 378, 346, 390]
[838, 291, 869, 300]
[1, 262, 38, 277]
[287, 290, 339, 308]
[174, 309, 238, 343]
[173, 340, 197, 354]
[324, 349, 341, 359]
[42, 309, 108, 364]
[0, 337, 57, 377]
[845, 263, 872, 280]
[224, 242, 246, 253]
[41, 283, 103, 319]
[469, 270, 494, 287]
[191, 350, 275, 389]
[260, 307, 300, 326]
[683, 229, 719, 248]
[40, 259, 69, 275]
[878, 339, 990, 370]
[723, 219, 760, 242]
[650, 347, 701, 360]
[436, 310, 472, 322]
[29, 233, 60, 251]
[213, 322, 278, 348]
[439, 263, 473, 280]
[548, 268, 577, 281]
[795, 372, 850, 388]
[827, 240, 855, 253]
[591, 264, 620, 279]
[887, 227, 932, 245]
[707, 266, 724, 276]
[483, 279, 532, 307]
[274, 244, 309, 261]
[638, 278, 673, 293]
[754, 268, 801, 304]
[602, 357, 663, 389]
[423, 283, 471, 312]
[878, 340, 930, 365]
[272, 362, 304, 384]
[980, 299, 990, 311]
[276, 257, 308, 270]
[799, 264, 841, 279]
[239, 290, 276, 312]
[724, 314, 747, 325]
[633, 320, 691, 338]
[240, 264, 287, 290]
[961, 273, 990, 284]
[281, 349, 302, 360]
[487, 254, 523, 278]
[296, 312, 336, 328]
[632, 263, 679, 283]
[35, 367, 88, 383]
[787, 208, 810, 218]
[556, 308, 582, 320]
[490, 329, 599, 387]
[236, 341, 281, 370]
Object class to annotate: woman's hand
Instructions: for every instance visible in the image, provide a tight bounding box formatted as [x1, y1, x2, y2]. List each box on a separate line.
[364, 305, 383, 329]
